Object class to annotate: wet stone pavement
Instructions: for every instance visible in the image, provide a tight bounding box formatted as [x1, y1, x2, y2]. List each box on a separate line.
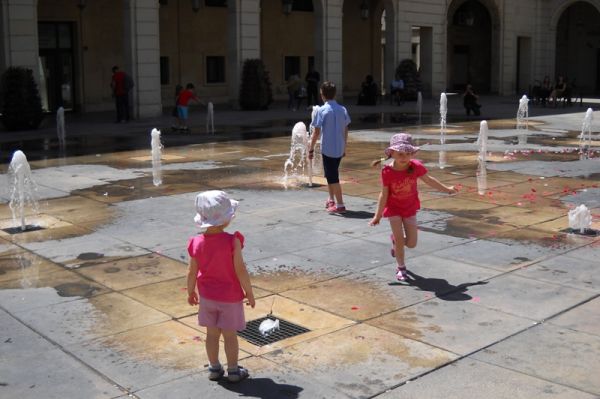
[0, 110, 600, 398]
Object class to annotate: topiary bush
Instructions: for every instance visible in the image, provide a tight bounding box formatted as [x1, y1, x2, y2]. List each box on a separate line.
[0, 67, 44, 131]
[239, 59, 273, 110]
[395, 59, 422, 101]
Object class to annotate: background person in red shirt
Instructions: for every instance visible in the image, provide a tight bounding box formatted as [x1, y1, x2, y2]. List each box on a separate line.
[110, 65, 134, 123]
[175, 83, 203, 131]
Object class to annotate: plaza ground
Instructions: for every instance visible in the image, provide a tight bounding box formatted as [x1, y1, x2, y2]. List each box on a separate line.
[0, 95, 599, 398]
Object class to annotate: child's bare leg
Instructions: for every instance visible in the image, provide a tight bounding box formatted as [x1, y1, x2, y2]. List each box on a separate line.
[402, 217, 418, 250]
[222, 329, 239, 369]
[205, 326, 221, 366]
[389, 217, 406, 266]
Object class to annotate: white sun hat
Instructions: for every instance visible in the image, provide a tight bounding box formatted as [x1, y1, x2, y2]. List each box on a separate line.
[194, 190, 239, 228]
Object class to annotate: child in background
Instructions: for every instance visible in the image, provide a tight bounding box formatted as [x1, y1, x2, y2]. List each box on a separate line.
[172, 84, 183, 130]
[186, 190, 255, 382]
[369, 133, 457, 281]
[176, 83, 202, 131]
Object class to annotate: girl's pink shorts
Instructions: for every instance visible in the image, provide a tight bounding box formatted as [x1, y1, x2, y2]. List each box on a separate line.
[198, 296, 246, 332]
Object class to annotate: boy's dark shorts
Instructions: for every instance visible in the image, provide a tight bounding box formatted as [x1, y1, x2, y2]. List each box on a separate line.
[322, 154, 342, 184]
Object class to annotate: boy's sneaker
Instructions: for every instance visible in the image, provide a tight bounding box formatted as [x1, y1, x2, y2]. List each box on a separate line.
[227, 366, 249, 383]
[208, 365, 224, 381]
[327, 204, 346, 214]
[396, 266, 407, 281]
[325, 199, 335, 209]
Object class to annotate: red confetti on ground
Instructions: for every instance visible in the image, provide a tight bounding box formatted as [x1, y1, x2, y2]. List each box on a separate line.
[351, 306, 359, 310]
[181, 287, 187, 291]
[531, 188, 536, 192]
[192, 336, 202, 341]
[471, 297, 481, 303]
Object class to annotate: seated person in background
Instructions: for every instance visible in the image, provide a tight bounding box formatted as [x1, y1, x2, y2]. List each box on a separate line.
[357, 75, 379, 105]
[390, 75, 405, 105]
[549, 75, 566, 107]
[463, 84, 481, 116]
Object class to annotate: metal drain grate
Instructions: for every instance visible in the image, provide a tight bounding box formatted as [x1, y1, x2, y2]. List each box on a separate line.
[238, 316, 310, 346]
[560, 228, 598, 236]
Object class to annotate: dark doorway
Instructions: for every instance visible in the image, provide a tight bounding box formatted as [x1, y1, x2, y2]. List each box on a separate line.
[447, 0, 492, 93]
[38, 22, 75, 112]
[555, 2, 600, 95]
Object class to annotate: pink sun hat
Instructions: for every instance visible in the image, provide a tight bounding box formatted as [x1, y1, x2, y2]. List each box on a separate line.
[385, 133, 420, 157]
[194, 190, 239, 228]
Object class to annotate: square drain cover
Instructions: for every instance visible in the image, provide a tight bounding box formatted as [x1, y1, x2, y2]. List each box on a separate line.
[238, 316, 310, 346]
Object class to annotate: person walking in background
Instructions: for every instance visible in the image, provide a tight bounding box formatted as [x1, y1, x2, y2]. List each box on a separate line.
[463, 84, 481, 116]
[110, 65, 134, 123]
[286, 74, 302, 111]
[305, 67, 321, 108]
[308, 81, 351, 213]
[176, 83, 203, 131]
[186, 190, 255, 383]
[370, 133, 457, 281]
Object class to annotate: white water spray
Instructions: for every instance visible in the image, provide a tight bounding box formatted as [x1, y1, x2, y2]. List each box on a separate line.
[579, 108, 593, 159]
[57, 106, 66, 148]
[516, 95, 529, 145]
[477, 120, 488, 162]
[258, 318, 280, 337]
[283, 122, 309, 186]
[568, 204, 592, 234]
[206, 102, 214, 134]
[440, 92, 447, 134]
[151, 128, 163, 186]
[8, 151, 39, 231]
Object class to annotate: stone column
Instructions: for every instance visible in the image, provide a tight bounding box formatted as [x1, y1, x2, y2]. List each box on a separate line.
[123, 0, 162, 119]
[322, 0, 343, 98]
[0, 0, 38, 76]
[227, 0, 260, 108]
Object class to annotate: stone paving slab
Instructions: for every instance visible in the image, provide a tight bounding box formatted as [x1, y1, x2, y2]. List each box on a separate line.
[66, 320, 237, 393]
[134, 355, 351, 399]
[13, 292, 171, 346]
[262, 323, 457, 398]
[458, 273, 595, 321]
[379, 358, 597, 398]
[366, 297, 534, 355]
[547, 297, 600, 338]
[0, 271, 108, 312]
[0, 346, 125, 399]
[366, 254, 501, 300]
[515, 253, 600, 292]
[472, 323, 600, 395]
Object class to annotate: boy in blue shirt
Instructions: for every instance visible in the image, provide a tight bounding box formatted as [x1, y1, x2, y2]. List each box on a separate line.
[308, 81, 351, 213]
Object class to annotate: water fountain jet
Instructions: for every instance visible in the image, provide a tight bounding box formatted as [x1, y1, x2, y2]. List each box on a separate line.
[151, 129, 163, 186]
[7, 150, 39, 232]
[579, 108, 593, 159]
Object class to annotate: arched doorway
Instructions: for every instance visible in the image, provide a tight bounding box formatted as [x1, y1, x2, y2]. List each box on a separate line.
[555, 1, 600, 95]
[447, 0, 493, 93]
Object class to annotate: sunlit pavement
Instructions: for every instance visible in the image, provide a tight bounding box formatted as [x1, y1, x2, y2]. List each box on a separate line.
[1, 102, 599, 398]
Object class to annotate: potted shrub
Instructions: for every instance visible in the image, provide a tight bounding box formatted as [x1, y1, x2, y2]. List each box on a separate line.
[239, 59, 273, 110]
[0, 67, 44, 131]
[395, 59, 423, 101]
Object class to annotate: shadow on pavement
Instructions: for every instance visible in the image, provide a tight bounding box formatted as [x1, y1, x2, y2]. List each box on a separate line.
[331, 210, 374, 219]
[389, 270, 489, 301]
[218, 377, 303, 398]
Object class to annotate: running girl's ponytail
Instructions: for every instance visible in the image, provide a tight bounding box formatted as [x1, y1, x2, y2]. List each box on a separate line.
[371, 156, 390, 168]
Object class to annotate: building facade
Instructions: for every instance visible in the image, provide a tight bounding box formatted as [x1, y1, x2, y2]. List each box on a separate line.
[1, 0, 599, 118]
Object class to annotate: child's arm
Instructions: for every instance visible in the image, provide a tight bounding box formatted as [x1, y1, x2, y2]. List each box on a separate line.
[186, 257, 199, 305]
[369, 186, 389, 226]
[420, 174, 457, 194]
[233, 238, 255, 308]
